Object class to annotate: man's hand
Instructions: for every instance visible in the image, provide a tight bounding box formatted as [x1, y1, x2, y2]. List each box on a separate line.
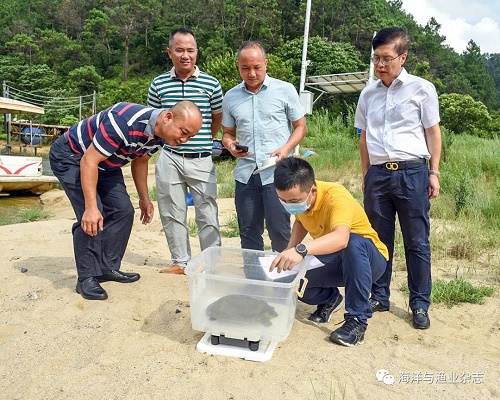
[139, 198, 154, 224]
[222, 127, 248, 158]
[271, 146, 289, 161]
[228, 141, 249, 158]
[270, 248, 303, 273]
[429, 175, 440, 199]
[81, 207, 103, 236]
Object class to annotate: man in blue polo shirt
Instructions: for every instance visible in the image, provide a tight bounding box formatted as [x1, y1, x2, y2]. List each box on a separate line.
[222, 41, 306, 252]
[49, 101, 202, 300]
[148, 27, 224, 275]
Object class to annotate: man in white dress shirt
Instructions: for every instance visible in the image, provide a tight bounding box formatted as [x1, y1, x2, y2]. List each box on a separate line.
[355, 27, 442, 330]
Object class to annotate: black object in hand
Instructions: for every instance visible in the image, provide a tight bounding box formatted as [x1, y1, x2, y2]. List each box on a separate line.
[235, 144, 248, 152]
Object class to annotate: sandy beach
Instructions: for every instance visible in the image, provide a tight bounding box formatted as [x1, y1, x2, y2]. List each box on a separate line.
[0, 165, 499, 400]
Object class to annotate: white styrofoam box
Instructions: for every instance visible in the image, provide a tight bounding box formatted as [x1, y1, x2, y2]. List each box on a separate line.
[0, 156, 43, 176]
[185, 247, 307, 343]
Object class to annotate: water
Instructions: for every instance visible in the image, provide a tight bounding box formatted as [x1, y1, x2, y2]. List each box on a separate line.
[0, 156, 55, 222]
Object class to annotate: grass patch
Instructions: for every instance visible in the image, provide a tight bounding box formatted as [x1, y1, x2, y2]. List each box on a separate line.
[218, 181, 235, 198]
[214, 157, 236, 198]
[399, 278, 495, 307]
[310, 375, 347, 400]
[1, 206, 54, 225]
[148, 185, 157, 201]
[187, 218, 198, 237]
[17, 206, 53, 222]
[220, 213, 239, 238]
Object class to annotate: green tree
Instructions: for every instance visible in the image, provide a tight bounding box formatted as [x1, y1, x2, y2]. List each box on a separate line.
[462, 40, 495, 109]
[96, 75, 157, 109]
[439, 93, 492, 138]
[67, 66, 103, 94]
[35, 29, 87, 75]
[104, 0, 157, 81]
[0, 56, 27, 86]
[276, 36, 364, 80]
[5, 34, 40, 64]
[82, 9, 119, 77]
[17, 64, 60, 92]
[484, 53, 500, 109]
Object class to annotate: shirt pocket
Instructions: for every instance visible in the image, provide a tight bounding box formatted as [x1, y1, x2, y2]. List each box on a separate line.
[392, 103, 420, 125]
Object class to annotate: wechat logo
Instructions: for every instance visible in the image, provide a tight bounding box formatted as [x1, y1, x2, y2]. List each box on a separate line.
[376, 369, 395, 385]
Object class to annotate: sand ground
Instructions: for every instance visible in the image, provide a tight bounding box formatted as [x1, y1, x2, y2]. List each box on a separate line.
[0, 165, 499, 400]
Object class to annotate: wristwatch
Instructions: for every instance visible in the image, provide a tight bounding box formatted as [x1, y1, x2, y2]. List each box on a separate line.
[295, 243, 308, 258]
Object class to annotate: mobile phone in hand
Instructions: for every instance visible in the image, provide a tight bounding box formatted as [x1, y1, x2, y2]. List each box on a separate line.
[235, 144, 248, 152]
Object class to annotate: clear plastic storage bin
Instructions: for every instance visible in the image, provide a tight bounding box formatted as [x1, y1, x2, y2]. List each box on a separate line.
[185, 247, 307, 343]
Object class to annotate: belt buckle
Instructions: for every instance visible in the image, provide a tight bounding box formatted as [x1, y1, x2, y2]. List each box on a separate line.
[385, 162, 399, 171]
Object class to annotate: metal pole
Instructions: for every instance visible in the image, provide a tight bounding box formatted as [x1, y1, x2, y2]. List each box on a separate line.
[368, 31, 376, 85]
[295, 0, 312, 156]
[3, 81, 12, 154]
[299, 0, 311, 94]
[79, 96, 82, 120]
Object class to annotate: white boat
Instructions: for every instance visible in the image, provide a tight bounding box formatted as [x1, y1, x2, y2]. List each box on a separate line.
[0, 97, 58, 195]
[0, 155, 58, 195]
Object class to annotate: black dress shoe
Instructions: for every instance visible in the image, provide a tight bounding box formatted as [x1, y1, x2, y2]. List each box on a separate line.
[412, 309, 430, 329]
[369, 298, 390, 312]
[308, 294, 344, 323]
[96, 270, 140, 283]
[76, 277, 108, 300]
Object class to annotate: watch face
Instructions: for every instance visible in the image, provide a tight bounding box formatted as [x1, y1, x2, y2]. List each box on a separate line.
[296, 244, 307, 254]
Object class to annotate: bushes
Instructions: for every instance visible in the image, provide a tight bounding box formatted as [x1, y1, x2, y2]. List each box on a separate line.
[439, 93, 493, 138]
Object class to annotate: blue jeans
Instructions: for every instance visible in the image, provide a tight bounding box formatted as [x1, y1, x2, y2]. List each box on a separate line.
[300, 233, 387, 326]
[49, 135, 135, 278]
[363, 164, 432, 310]
[235, 174, 290, 252]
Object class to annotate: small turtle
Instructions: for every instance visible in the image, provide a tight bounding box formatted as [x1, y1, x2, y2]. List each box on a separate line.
[206, 294, 278, 326]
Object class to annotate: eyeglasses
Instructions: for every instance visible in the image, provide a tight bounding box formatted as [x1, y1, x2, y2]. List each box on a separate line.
[371, 54, 403, 66]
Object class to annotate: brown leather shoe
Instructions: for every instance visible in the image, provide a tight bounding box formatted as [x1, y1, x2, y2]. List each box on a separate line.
[159, 265, 186, 275]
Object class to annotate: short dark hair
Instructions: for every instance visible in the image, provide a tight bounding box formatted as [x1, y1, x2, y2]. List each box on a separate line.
[274, 157, 315, 192]
[372, 27, 410, 54]
[237, 41, 266, 59]
[169, 27, 196, 48]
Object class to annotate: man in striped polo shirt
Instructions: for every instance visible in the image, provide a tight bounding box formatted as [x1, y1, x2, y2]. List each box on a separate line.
[147, 27, 224, 275]
[49, 101, 202, 300]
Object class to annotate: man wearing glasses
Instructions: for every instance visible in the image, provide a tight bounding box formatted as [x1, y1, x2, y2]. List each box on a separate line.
[355, 27, 442, 330]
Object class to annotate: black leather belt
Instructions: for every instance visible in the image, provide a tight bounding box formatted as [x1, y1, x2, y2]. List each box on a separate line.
[374, 158, 426, 171]
[164, 147, 211, 159]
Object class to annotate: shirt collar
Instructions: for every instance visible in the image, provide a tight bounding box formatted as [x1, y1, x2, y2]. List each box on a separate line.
[145, 109, 164, 139]
[395, 67, 408, 84]
[375, 67, 408, 88]
[170, 65, 200, 80]
[238, 74, 270, 93]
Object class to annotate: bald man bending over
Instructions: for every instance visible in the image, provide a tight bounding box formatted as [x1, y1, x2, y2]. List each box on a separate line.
[49, 101, 202, 300]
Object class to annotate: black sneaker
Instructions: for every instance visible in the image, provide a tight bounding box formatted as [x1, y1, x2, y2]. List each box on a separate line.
[329, 316, 366, 347]
[412, 309, 430, 329]
[308, 293, 344, 323]
[369, 298, 390, 312]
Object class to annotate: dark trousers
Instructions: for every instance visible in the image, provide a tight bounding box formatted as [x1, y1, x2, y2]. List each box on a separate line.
[363, 164, 432, 310]
[49, 136, 135, 278]
[235, 174, 290, 252]
[300, 234, 386, 326]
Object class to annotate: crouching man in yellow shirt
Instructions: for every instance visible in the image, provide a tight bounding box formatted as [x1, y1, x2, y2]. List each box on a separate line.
[270, 157, 388, 346]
